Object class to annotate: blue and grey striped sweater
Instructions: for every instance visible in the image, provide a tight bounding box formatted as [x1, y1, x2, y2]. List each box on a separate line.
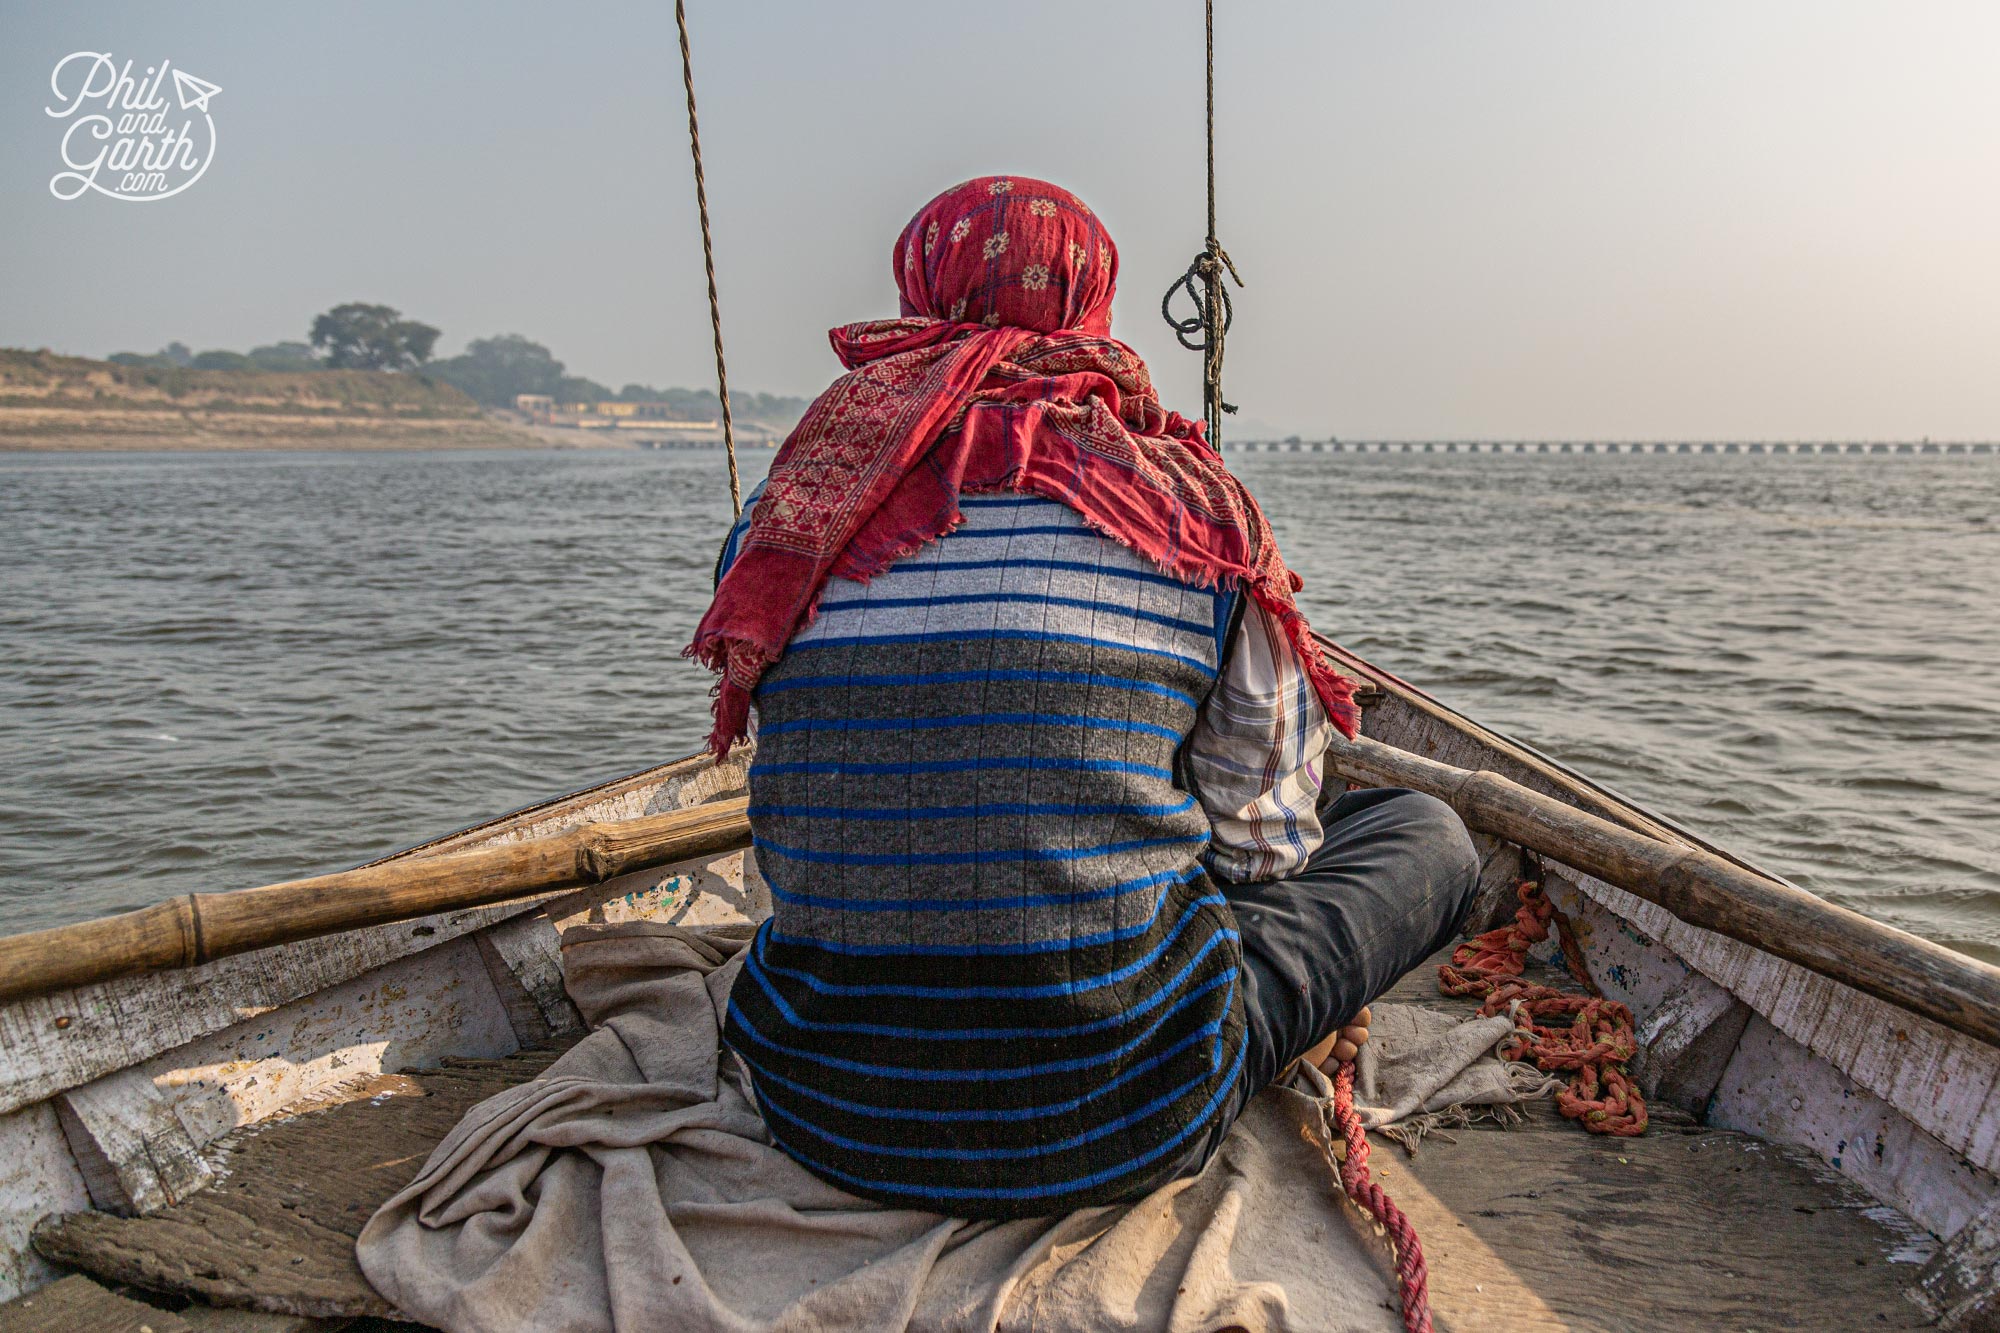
[718, 490, 1249, 1216]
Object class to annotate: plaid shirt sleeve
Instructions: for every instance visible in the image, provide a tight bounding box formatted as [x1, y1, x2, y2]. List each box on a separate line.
[1186, 597, 1335, 883]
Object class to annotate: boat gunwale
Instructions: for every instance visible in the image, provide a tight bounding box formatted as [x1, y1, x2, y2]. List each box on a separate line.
[351, 748, 741, 869]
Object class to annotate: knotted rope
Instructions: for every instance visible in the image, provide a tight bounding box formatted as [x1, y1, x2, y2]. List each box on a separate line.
[1324, 1060, 1435, 1333]
[1439, 880, 1650, 1136]
[1159, 0, 1245, 448]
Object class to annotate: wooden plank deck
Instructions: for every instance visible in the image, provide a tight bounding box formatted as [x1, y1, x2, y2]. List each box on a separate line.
[0, 1272, 197, 1332]
[1358, 684, 2000, 1244]
[0, 1270, 368, 1331]
[29, 976, 1936, 1330]
[33, 1047, 571, 1320]
[1370, 969, 1936, 1330]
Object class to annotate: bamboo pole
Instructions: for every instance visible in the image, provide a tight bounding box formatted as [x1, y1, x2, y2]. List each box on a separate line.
[0, 798, 752, 1004]
[1323, 733, 2000, 1049]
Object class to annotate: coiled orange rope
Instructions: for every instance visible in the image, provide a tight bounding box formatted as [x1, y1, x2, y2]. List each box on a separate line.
[1439, 880, 1649, 1136]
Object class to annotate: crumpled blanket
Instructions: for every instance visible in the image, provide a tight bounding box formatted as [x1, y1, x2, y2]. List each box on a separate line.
[1350, 1004, 1556, 1125]
[357, 922, 1537, 1333]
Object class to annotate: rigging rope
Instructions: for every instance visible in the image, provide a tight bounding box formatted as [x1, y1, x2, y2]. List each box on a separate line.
[1160, 0, 1244, 449]
[675, 0, 742, 517]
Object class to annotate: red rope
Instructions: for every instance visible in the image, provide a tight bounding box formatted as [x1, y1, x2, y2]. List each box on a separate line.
[1438, 880, 1649, 1137]
[1327, 1059, 1434, 1333]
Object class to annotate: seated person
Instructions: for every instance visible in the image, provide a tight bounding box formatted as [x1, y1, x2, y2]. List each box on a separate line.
[689, 176, 1478, 1219]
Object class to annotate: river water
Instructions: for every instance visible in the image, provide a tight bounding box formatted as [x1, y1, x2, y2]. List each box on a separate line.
[2, 447, 1994, 962]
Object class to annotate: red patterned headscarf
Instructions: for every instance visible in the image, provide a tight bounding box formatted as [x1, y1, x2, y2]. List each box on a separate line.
[686, 176, 1357, 755]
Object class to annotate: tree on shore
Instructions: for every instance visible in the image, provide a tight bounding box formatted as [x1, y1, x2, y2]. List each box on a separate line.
[110, 340, 323, 371]
[423, 334, 558, 404]
[246, 341, 322, 371]
[411, 331, 811, 421]
[309, 303, 440, 371]
[97, 314, 810, 425]
[109, 341, 195, 368]
[613, 382, 809, 423]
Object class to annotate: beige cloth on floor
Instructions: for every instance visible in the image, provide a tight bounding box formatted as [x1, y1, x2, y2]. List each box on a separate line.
[1347, 1003, 1535, 1130]
[356, 922, 1533, 1333]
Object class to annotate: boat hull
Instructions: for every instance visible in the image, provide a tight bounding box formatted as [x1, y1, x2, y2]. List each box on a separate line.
[0, 652, 1992, 1317]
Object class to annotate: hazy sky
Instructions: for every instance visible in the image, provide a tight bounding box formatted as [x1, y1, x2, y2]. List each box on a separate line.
[3, 1, 1997, 438]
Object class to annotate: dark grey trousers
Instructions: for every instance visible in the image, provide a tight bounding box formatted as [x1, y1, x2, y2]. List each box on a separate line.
[1228, 786, 1483, 1103]
[1144, 786, 1482, 1190]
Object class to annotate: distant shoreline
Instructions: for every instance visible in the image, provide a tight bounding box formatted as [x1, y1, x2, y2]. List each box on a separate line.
[0, 412, 785, 453]
[0, 408, 625, 453]
[0, 347, 792, 453]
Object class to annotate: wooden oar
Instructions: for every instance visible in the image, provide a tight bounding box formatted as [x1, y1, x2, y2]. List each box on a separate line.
[0, 798, 752, 1004]
[1322, 733, 2000, 1049]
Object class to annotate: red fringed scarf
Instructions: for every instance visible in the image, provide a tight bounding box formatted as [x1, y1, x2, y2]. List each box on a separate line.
[686, 176, 1357, 755]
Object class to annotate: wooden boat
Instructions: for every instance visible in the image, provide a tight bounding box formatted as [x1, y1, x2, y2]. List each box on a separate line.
[0, 642, 1994, 1331]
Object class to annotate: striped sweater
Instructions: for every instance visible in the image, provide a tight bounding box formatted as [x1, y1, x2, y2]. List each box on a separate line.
[717, 489, 1329, 1216]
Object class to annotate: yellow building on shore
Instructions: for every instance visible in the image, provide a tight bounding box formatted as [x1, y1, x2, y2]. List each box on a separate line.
[514, 394, 720, 432]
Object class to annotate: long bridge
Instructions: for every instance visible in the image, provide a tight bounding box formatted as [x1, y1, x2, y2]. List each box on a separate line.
[1219, 439, 1995, 455]
[638, 437, 1993, 454]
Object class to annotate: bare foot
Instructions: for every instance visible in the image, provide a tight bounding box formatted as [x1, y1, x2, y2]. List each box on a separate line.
[1302, 1005, 1373, 1071]
[1327, 1006, 1372, 1065]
